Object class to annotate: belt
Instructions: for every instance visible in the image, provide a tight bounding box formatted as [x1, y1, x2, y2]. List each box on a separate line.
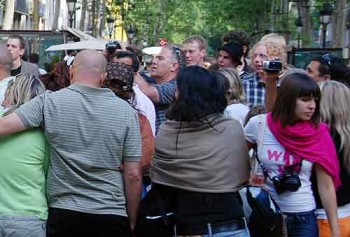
[177, 219, 246, 235]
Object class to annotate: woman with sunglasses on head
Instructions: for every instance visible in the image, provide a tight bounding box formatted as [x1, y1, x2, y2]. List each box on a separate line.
[0, 74, 49, 237]
[315, 80, 350, 237]
[244, 73, 340, 237]
[150, 66, 250, 237]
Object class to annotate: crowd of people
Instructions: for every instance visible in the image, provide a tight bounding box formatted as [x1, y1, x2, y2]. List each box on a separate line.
[0, 30, 349, 237]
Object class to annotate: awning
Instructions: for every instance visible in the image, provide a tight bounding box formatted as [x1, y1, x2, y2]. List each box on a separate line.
[66, 27, 95, 41]
[45, 39, 110, 51]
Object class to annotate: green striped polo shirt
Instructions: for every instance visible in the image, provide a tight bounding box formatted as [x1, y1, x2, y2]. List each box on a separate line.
[15, 84, 141, 217]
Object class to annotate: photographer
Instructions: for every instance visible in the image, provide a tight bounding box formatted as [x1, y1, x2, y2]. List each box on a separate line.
[244, 73, 340, 237]
[104, 40, 122, 62]
[242, 33, 305, 109]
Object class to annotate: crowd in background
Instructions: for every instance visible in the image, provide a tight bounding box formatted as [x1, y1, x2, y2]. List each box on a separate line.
[0, 30, 349, 237]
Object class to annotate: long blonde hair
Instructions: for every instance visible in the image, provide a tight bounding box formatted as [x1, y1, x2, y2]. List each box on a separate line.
[218, 68, 246, 103]
[320, 80, 350, 172]
[3, 74, 46, 116]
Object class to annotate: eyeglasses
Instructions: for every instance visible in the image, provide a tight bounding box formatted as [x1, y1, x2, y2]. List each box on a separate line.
[172, 46, 181, 63]
[321, 53, 332, 66]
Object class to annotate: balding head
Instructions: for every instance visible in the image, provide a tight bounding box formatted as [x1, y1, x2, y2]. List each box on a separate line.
[70, 50, 107, 87]
[0, 43, 13, 77]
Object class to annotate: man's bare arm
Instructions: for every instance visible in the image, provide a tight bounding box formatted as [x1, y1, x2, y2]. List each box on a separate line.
[123, 161, 142, 231]
[134, 73, 160, 103]
[0, 113, 26, 136]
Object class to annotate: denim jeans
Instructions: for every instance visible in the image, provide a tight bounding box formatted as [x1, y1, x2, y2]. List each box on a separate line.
[0, 215, 46, 237]
[202, 228, 250, 237]
[284, 210, 318, 237]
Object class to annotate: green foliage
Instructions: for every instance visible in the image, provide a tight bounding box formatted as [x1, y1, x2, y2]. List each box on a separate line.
[108, 0, 321, 54]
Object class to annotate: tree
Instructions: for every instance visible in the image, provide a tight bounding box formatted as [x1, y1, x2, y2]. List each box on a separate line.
[52, 0, 61, 30]
[331, 0, 347, 47]
[2, 0, 15, 30]
[79, 0, 88, 31]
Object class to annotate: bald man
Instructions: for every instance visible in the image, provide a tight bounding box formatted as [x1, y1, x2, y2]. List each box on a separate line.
[0, 50, 142, 236]
[0, 44, 15, 114]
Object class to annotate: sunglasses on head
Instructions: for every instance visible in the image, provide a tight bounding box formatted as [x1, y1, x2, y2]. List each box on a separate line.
[321, 53, 332, 66]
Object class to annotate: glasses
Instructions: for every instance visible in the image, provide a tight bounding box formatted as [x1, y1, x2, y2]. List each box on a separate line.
[172, 46, 181, 63]
[321, 53, 332, 66]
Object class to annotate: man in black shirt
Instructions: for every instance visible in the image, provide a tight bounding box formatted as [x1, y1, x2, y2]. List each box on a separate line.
[6, 35, 39, 77]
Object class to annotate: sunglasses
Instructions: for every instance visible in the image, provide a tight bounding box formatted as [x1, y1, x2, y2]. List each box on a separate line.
[321, 53, 332, 66]
[172, 46, 181, 63]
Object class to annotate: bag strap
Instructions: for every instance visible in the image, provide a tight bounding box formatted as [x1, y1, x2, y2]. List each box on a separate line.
[255, 115, 274, 181]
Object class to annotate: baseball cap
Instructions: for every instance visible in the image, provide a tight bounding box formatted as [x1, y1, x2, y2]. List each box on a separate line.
[218, 41, 243, 65]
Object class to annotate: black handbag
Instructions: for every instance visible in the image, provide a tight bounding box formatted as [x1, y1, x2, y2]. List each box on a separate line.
[239, 185, 287, 237]
[134, 184, 176, 237]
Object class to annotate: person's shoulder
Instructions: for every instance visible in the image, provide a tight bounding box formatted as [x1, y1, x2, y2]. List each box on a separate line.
[242, 72, 257, 83]
[22, 60, 39, 69]
[285, 67, 306, 76]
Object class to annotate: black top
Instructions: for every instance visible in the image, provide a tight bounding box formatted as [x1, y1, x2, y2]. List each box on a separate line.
[11, 65, 21, 76]
[154, 183, 244, 235]
[313, 130, 350, 208]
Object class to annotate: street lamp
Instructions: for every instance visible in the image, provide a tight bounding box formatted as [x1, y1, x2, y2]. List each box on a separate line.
[66, 0, 77, 28]
[106, 17, 115, 39]
[319, 3, 333, 48]
[126, 25, 136, 44]
[295, 17, 303, 48]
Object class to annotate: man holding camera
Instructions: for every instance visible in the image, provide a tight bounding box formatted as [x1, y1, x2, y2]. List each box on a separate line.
[242, 34, 305, 109]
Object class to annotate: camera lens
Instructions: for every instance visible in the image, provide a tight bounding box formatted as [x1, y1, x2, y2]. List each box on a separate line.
[284, 173, 301, 192]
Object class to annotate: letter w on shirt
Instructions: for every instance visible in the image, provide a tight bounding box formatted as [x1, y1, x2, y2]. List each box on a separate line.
[267, 150, 283, 161]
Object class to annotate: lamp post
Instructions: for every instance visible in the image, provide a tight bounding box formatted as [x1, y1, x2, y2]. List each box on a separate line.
[295, 17, 303, 48]
[106, 17, 115, 39]
[66, 0, 77, 28]
[319, 3, 333, 48]
[126, 25, 136, 44]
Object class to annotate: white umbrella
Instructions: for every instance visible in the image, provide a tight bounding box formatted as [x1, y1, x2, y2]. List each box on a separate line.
[142, 46, 162, 55]
[45, 39, 110, 51]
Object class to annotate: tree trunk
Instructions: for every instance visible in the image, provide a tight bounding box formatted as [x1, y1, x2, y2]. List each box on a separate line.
[2, 0, 15, 30]
[52, 0, 61, 30]
[79, 0, 88, 31]
[297, 0, 313, 47]
[99, 0, 106, 37]
[93, 0, 101, 37]
[33, 0, 40, 30]
[331, 0, 346, 48]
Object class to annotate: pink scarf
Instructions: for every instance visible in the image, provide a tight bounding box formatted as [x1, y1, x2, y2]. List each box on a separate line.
[267, 113, 341, 188]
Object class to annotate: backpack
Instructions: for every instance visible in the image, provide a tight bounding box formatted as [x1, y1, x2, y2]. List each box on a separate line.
[138, 113, 155, 174]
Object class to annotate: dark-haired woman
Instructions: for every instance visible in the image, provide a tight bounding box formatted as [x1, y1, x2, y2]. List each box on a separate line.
[244, 73, 340, 237]
[150, 66, 250, 237]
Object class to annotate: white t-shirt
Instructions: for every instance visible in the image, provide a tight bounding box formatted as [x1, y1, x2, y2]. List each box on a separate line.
[224, 103, 249, 126]
[0, 76, 15, 114]
[244, 114, 315, 213]
[133, 84, 156, 137]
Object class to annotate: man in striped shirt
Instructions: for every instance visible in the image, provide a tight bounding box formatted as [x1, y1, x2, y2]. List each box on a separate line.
[135, 44, 185, 133]
[0, 49, 142, 237]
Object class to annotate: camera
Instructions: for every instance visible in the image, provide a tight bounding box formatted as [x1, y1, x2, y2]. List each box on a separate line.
[262, 60, 282, 72]
[271, 166, 301, 194]
[105, 40, 121, 54]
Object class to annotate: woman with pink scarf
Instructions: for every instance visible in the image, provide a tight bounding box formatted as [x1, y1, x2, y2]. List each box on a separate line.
[244, 73, 340, 237]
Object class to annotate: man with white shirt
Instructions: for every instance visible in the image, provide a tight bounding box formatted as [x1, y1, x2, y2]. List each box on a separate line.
[0, 44, 15, 114]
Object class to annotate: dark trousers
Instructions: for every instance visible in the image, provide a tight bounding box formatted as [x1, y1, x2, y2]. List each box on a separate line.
[47, 207, 132, 237]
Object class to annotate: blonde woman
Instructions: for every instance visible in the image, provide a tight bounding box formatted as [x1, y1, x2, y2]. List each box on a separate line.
[218, 68, 249, 126]
[316, 80, 350, 237]
[0, 74, 49, 237]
